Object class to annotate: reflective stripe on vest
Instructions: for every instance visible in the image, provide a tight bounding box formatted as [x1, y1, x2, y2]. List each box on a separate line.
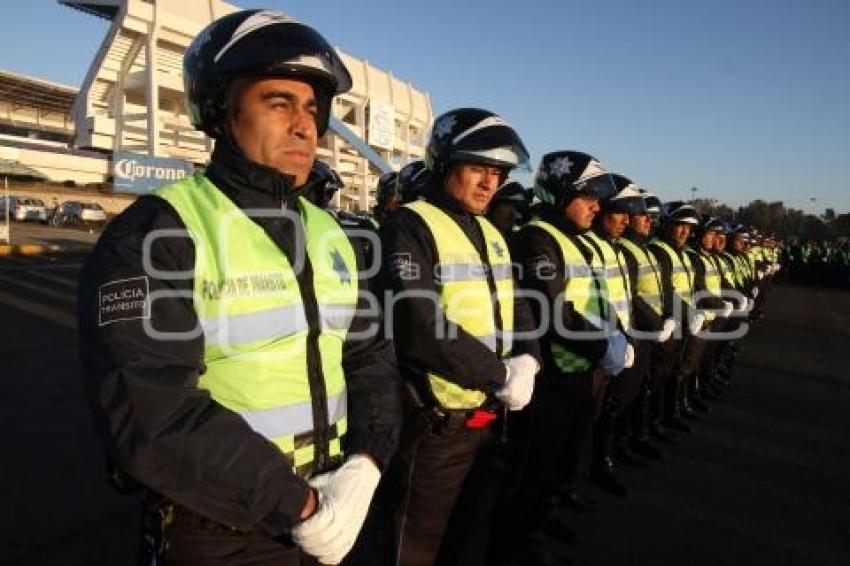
[155, 173, 357, 478]
[698, 251, 722, 296]
[405, 200, 515, 409]
[527, 220, 609, 374]
[619, 237, 664, 315]
[582, 231, 633, 330]
[651, 240, 694, 305]
[721, 252, 743, 288]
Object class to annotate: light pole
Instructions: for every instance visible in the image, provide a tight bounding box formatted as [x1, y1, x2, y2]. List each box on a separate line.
[690, 186, 698, 203]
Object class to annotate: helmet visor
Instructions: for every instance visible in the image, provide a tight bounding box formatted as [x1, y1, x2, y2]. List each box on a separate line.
[451, 119, 531, 171]
[575, 173, 617, 200]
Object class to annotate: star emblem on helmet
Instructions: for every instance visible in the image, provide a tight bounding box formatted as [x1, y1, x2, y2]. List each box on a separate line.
[433, 115, 457, 140]
[548, 156, 574, 179]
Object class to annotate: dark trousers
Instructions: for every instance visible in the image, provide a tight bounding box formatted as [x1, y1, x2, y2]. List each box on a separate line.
[163, 506, 309, 566]
[650, 339, 683, 423]
[607, 340, 651, 448]
[677, 335, 709, 406]
[388, 407, 490, 566]
[493, 370, 595, 558]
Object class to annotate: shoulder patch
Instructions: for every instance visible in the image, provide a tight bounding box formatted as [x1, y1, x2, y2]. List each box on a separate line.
[98, 276, 151, 326]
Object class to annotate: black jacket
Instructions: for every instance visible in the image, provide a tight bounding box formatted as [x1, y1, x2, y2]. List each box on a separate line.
[620, 230, 666, 332]
[377, 181, 541, 402]
[77, 139, 401, 536]
[511, 207, 608, 374]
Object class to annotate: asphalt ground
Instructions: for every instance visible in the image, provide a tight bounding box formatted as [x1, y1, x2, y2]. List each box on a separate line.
[0, 257, 848, 565]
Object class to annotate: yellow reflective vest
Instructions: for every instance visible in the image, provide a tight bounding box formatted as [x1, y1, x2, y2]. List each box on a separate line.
[582, 230, 633, 330]
[404, 200, 515, 409]
[527, 219, 609, 374]
[619, 236, 664, 316]
[155, 173, 357, 478]
[651, 239, 695, 306]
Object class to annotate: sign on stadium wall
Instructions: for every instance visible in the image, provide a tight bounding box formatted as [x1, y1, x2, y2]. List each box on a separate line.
[113, 151, 195, 193]
[368, 99, 395, 151]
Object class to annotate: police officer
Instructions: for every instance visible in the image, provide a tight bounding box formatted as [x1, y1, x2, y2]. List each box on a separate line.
[309, 159, 344, 209]
[396, 159, 430, 206]
[680, 216, 734, 416]
[486, 180, 532, 237]
[581, 177, 644, 496]
[503, 151, 630, 558]
[77, 11, 401, 565]
[373, 170, 400, 226]
[649, 201, 704, 435]
[379, 108, 541, 565]
[618, 187, 676, 460]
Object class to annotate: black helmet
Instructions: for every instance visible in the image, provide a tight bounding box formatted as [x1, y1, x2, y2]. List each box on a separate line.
[660, 201, 700, 225]
[699, 214, 725, 233]
[396, 160, 429, 204]
[310, 160, 343, 208]
[375, 171, 399, 213]
[425, 108, 530, 175]
[492, 180, 532, 208]
[533, 151, 617, 208]
[603, 174, 648, 215]
[184, 10, 352, 137]
[640, 190, 662, 216]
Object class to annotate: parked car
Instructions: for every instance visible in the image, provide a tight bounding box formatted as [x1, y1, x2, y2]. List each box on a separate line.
[0, 196, 48, 223]
[51, 201, 108, 229]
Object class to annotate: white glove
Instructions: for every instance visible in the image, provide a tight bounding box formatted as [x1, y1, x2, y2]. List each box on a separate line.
[600, 331, 628, 376]
[291, 455, 381, 565]
[720, 301, 734, 319]
[757, 270, 766, 280]
[623, 343, 635, 369]
[752, 287, 760, 298]
[773, 263, 781, 273]
[657, 318, 677, 343]
[689, 312, 706, 336]
[497, 354, 539, 411]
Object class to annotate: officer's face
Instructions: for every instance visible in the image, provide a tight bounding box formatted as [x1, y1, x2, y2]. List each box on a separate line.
[715, 233, 727, 252]
[445, 163, 504, 214]
[564, 195, 600, 230]
[227, 78, 318, 187]
[733, 235, 747, 252]
[669, 223, 691, 248]
[701, 231, 716, 251]
[601, 212, 629, 239]
[630, 214, 652, 237]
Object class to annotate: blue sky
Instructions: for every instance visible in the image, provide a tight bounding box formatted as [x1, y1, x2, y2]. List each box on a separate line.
[2, 0, 848, 214]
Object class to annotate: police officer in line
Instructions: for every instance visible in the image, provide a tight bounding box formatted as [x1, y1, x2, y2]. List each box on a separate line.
[648, 202, 705, 436]
[309, 159, 345, 210]
[618, 187, 676, 462]
[500, 151, 632, 559]
[378, 108, 541, 565]
[698, 217, 744, 399]
[396, 159, 431, 206]
[580, 177, 644, 496]
[679, 216, 735, 416]
[373, 170, 400, 226]
[77, 11, 401, 565]
[486, 180, 532, 237]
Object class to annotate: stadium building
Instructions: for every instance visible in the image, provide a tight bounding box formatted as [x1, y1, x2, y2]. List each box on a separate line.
[0, 0, 434, 213]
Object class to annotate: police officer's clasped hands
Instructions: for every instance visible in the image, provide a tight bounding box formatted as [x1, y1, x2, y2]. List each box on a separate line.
[292, 455, 381, 564]
[601, 330, 632, 376]
[497, 353, 540, 410]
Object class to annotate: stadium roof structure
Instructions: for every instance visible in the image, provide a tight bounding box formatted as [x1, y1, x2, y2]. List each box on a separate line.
[59, 0, 120, 21]
[0, 70, 77, 115]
